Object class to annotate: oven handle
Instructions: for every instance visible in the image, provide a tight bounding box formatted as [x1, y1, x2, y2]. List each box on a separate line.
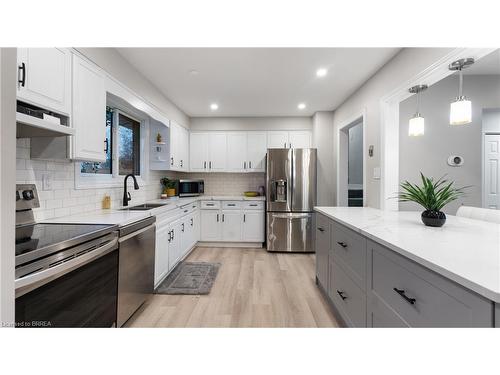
[15, 237, 118, 298]
[118, 223, 155, 243]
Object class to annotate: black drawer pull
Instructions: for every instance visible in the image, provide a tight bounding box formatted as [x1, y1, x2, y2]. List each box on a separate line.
[393, 288, 416, 305]
[317, 227, 325, 232]
[337, 290, 347, 300]
[337, 241, 347, 248]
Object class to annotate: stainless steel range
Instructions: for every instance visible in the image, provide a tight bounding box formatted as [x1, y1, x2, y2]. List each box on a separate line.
[15, 184, 119, 327]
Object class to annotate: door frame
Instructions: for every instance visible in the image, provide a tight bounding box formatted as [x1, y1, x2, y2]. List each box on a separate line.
[379, 48, 496, 211]
[336, 109, 366, 206]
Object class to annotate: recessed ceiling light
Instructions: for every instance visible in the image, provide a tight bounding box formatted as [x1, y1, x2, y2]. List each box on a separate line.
[189, 69, 199, 75]
[297, 103, 306, 110]
[316, 68, 328, 77]
[210, 103, 219, 111]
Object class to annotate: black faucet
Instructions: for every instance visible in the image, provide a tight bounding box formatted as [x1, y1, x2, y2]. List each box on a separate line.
[123, 174, 139, 206]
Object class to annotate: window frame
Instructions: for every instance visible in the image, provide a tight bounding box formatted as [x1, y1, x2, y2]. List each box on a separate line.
[75, 102, 149, 190]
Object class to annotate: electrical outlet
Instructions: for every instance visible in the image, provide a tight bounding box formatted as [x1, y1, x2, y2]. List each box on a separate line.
[42, 173, 53, 191]
[373, 167, 381, 180]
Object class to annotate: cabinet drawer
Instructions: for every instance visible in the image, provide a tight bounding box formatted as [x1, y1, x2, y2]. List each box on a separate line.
[368, 293, 409, 328]
[222, 201, 242, 210]
[370, 241, 493, 327]
[331, 222, 367, 290]
[201, 200, 220, 210]
[180, 202, 197, 215]
[242, 201, 264, 210]
[329, 259, 366, 327]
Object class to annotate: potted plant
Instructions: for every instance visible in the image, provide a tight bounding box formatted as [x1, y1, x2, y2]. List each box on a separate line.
[397, 173, 468, 227]
[160, 177, 176, 197]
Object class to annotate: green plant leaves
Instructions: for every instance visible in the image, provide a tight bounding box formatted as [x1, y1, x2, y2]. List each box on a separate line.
[396, 172, 469, 211]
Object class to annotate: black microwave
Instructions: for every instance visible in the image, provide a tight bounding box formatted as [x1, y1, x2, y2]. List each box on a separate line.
[178, 179, 204, 197]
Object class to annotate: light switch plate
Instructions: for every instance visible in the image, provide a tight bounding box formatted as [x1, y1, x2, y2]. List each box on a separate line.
[42, 173, 53, 191]
[373, 167, 381, 180]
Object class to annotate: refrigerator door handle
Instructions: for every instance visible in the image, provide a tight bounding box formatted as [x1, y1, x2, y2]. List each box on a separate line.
[271, 213, 311, 219]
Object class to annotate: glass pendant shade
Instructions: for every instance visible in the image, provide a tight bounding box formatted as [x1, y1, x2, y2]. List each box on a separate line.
[449, 98, 472, 125]
[408, 114, 425, 136]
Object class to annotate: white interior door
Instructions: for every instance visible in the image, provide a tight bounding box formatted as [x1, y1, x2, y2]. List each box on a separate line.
[247, 132, 267, 171]
[484, 134, 500, 209]
[226, 132, 247, 172]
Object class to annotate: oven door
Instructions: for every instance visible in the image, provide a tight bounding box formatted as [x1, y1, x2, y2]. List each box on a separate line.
[15, 240, 119, 328]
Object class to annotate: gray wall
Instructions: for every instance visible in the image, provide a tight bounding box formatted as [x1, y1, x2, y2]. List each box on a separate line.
[190, 116, 312, 131]
[313, 111, 335, 205]
[399, 75, 500, 214]
[348, 122, 363, 187]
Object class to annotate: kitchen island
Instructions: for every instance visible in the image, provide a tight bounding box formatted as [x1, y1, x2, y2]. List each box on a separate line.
[314, 207, 500, 327]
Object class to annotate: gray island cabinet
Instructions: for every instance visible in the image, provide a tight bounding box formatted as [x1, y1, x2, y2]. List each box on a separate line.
[314, 208, 499, 328]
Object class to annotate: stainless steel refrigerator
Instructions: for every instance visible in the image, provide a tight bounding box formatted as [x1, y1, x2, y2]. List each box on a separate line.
[266, 148, 317, 252]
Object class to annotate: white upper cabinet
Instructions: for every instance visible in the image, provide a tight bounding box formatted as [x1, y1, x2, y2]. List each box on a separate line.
[226, 132, 247, 172]
[71, 54, 106, 162]
[17, 48, 72, 115]
[288, 130, 312, 148]
[208, 133, 227, 171]
[267, 131, 289, 149]
[190, 132, 209, 172]
[169, 122, 189, 171]
[268, 130, 312, 149]
[247, 131, 267, 172]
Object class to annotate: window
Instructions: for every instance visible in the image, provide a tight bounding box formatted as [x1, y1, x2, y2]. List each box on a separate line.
[118, 113, 141, 175]
[80, 107, 141, 179]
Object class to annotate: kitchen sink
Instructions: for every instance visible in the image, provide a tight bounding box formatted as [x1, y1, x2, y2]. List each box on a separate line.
[121, 203, 169, 211]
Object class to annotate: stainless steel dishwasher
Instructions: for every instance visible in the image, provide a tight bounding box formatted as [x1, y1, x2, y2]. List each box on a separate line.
[117, 216, 156, 327]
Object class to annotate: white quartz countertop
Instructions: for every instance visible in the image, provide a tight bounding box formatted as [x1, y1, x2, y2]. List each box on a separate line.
[43, 195, 265, 227]
[314, 207, 500, 303]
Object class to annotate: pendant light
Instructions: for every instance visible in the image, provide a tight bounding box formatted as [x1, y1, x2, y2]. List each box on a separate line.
[448, 58, 474, 125]
[408, 84, 428, 136]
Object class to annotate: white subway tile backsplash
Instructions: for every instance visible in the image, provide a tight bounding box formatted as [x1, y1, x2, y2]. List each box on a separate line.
[16, 138, 265, 221]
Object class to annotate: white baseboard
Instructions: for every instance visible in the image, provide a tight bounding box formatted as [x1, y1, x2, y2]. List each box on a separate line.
[196, 241, 264, 248]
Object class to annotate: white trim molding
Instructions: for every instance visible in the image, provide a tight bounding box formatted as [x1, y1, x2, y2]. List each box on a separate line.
[336, 108, 367, 206]
[379, 48, 496, 211]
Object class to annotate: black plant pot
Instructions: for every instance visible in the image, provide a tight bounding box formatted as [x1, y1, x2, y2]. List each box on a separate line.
[421, 210, 446, 227]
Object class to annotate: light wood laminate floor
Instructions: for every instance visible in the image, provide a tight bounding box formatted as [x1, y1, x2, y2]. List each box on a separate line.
[125, 247, 338, 328]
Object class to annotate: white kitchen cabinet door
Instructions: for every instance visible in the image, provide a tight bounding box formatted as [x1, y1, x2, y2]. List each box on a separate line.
[288, 131, 311, 148]
[180, 215, 194, 258]
[168, 220, 182, 270]
[190, 132, 209, 172]
[169, 122, 179, 169]
[17, 48, 72, 115]
[242, 211, 265, 242]
[72, 54, 106, 162]
[179, 126, 189, 171]
[200, 210, 221, 241]
[226, 132, 247, 172]
[247, 131, 267, 172]
[208, 133, 227, 171]
[193, 211, 201, 243]
[221, 210, 242, 241]
[267, 131, 289, 149]
[154, 224, 170, 286]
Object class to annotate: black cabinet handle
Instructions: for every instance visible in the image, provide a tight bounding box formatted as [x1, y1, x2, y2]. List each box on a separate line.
[180, 160, 183, 167]
[190, 218, 193, 226]
[168, 230, 171, 242]
[104, 138, 109, 153]
[222, 214, 225, 222]
[181, 223, 185, 232]
[18, 62, 26, 87]
[209, 161, 212, 169]
[337, 241, 347, 248]
[393, 288, 416, 305]
[243, 214, 246, 223]
[317, 227, 325, 232]
[170, 157, 174, 166]
[244, 161, 246, 169]
[216, 214, 219, 222]
[249, 161, 252, 169]
[171, 229, 174, 240]
[337, 290, 347, 301]
[204, 161, 207, 169]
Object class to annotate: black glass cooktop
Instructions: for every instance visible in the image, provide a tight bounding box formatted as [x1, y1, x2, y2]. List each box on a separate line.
[15, 223, 116, 265]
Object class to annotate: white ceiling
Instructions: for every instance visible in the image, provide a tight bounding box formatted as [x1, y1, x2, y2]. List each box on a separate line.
[116, 48, 400, 117]
[463, 49, 500, 75]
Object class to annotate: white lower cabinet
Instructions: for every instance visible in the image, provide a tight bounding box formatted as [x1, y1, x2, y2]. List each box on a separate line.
[222, 210, 242, 241]
[242, 211, 265, 242]
[154, 205, 200, 287]
[200, 200, 265, 243]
